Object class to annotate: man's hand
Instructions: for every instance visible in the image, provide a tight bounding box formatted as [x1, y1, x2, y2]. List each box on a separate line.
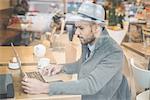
[40, 64, 63, 76]
[22, 77, 49, 94]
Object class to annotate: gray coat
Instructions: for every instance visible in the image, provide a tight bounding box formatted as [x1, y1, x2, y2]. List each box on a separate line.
[49, 29, 131, 100]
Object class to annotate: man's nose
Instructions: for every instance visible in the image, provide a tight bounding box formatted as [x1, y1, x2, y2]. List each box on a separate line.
[75, 28, 80, 35]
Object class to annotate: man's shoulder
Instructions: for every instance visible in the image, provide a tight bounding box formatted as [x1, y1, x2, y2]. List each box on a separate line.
[96, 35, 122, 52]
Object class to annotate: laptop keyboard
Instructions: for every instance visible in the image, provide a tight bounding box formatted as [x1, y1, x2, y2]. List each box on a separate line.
[25, 72, 45, 82]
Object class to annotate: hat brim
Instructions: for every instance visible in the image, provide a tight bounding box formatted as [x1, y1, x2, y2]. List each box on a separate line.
[65, 14, 105, 26]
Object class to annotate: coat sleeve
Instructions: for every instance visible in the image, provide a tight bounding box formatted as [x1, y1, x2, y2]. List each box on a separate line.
[62, 58, 82, 74]
[61, 44, 87, 74]
[48, 50, 124, 95]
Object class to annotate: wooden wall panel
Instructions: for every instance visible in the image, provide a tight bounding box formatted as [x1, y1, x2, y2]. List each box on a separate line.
[0, 0, 10, 10]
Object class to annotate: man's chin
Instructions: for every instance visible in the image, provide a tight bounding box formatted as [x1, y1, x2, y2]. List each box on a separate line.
[79, 38, 89, 45]
[81, 41, 88, 45]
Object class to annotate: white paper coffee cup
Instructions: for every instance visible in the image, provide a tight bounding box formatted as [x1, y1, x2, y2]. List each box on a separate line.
[38, 58, 50, 68]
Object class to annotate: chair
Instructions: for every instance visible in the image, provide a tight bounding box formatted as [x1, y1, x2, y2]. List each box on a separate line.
[106, 21, 129, 45]
[122, 55, 136, 100]
[130, 58, 150, 100]
[65, 42, 77, 63]
[46, 12, 66, 48]
[142, 26, 150, 47]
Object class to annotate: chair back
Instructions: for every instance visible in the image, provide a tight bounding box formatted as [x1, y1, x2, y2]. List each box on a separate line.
[142, 26, 150, 46]
[122, 56, 137, 100]
[122, 55, 131, 79]
[65, 43, 77, 63]
[130, 58, 150, 89]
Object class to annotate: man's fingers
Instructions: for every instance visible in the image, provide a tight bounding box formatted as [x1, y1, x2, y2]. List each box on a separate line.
[21, 80, 30, 87]
[22, 85, 30, 91]
[38, 69, 42, 74]
[40, 66, 51, 76]
[23, 72, 28, 77]
[52, 67, 60, 75]
[24, 89, 30, 94]
[48, 66, 54, 76]
[23, 89, 34, 94]
[39, 65, 58, 76]
[22, 76, 28, 82]
[39, 67, 46, 75]
[21, 78, 36, 87]
[52, 69, 56, 75]
[22, 72, 28, 81]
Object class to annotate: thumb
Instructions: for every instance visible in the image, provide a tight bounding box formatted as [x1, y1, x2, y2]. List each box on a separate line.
[22, 72, 28, 78]
[22, 72, 28, 82]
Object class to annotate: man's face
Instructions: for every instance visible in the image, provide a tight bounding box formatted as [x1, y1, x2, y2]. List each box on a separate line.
[75, 21, 96, 45]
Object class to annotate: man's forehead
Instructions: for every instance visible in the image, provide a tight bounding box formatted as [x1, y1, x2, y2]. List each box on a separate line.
[75, 21, 92, 26]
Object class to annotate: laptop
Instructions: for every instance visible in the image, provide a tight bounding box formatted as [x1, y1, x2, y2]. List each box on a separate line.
[11, 43, 66, 83]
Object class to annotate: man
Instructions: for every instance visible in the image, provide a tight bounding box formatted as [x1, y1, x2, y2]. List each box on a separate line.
[22, 1, 131, 100]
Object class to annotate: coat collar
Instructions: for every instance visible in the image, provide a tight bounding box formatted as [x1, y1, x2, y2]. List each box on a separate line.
[94, 28, 109, 51]
[83, 28, 110, 63]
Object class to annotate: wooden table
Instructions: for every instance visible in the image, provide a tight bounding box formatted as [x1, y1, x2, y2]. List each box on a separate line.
[122, 42, 150, 57]
[122, 42, 150, 69]
[0, 46, 55, 65]
[0, 66, 80, 100]
[0, 46, 81, 100]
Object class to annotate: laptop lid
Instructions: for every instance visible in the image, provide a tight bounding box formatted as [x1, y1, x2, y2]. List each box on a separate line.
[10, 43, 21, 68]
[10, 43, 23, 95]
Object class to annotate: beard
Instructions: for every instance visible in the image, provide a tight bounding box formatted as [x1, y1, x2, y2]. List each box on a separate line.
[77, 35, 95, 45]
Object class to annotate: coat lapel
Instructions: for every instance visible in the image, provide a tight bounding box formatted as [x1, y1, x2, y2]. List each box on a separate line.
[82, 28, 109, 64]
[83, 50, 95, 63]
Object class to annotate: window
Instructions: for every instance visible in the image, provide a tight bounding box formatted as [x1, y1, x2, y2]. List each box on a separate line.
[28, 0, 65, 13]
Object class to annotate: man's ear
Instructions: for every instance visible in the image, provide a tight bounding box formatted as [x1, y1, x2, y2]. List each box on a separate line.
[91, 24, 96, 33]
[92, 24, 100, 33]
[92, 23, 102, 38]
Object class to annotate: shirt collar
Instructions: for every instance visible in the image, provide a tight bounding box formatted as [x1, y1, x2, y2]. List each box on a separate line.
[87, 44, 95, 52]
